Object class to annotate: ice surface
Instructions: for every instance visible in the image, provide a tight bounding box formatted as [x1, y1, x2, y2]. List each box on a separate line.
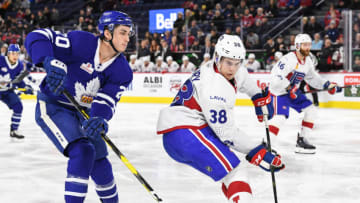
[1, 101, 360, 203]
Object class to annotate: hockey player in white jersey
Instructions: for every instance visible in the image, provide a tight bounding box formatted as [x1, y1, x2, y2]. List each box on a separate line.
[166, 56, 179, 72]
[157, 34, 284, 202]
[180, 55, 196, 72]
[268, 33, 342, 154]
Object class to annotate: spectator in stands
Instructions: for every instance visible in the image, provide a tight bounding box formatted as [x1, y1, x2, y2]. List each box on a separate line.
[200, 53, 211, 67]
[138, 39, 150, 59]
[87, 0, 100, 13]
[223, 3, 235, 19]
[353, 55, 360, 72]
[154, 56, 168, 73]
[170, 36, 179, 52]
[180, 55, 196, 72]
[264, 0, 278, 17]
[235, 0, 247, 18]
[277, 0, 288, 10]
[287, 0, 301, 10]
[212, 10, 224, 32]
[160, 39, 171, 61]
[140, 56, 155, 73]
[50, 7, 60, 26]
[209, 28, 219, 45]
[159, 31, 169, 46]
[75, 16, 85, 30]
[37, 10, 49, 28]
[166, 56, 180, 72]
[253, 19, 264, 36]
[288, 34, 296, 50]
[184, 9, 194, 28]
[190, 20, 199, 37]
[255, 7, 265, 22]
[201, 38, 214, 59]
[326, 20, 340, 43]
[245, 29, 260, 49]
[305, 16, 323, 37]
[264, 36, 277, 62]
[173, 12, 184, 33]
[190, 38, 201, 51]
[351, 0, 360, 10]
[318, 38, 335, 72]
[233, 25, 242, 36]
[244, 53, 261, 72]
[129, 54, 141, 72]
[311, 33, 323, 50]
[0, 44, 7, 56]
[241, 8, 254, 29]
[354, 33, 360, 48]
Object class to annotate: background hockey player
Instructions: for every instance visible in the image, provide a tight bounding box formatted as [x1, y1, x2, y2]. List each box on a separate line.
[0, 43, 34, 139]
[157, 34, 284, 202]
[25, 11, 134, 203]
[268, 33, 342, 154]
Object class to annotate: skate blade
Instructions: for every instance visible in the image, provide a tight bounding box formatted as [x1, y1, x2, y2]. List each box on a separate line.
[10, 136, 25, 142]
[295, 147, 316, 154]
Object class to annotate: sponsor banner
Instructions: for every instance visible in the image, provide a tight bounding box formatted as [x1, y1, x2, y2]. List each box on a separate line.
[149, 8, 184, 33]
[25, 72, 360, 108]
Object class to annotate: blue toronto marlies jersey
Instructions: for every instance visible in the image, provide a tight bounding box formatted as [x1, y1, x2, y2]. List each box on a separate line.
[25, 28, 133, 120]
[0, 55, 31, 92]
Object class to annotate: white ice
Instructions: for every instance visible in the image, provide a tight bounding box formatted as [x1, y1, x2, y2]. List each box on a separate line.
[1, 101, 360, 203]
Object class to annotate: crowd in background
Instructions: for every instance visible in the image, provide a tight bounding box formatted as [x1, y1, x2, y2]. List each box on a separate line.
[0, 0, 360, 72]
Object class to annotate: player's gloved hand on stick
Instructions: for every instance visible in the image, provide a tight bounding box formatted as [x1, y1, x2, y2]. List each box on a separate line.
[24, 85, 34, 95]
[43, 56, 67, 96]
[82, 117, 108, 140]
[287, 84, 300, 99]
[251, 87, 274, 122]
[323, 81, 342, 94]
[246, 143, 284, 172]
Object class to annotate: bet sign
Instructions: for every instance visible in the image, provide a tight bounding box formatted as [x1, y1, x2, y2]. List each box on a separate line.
[149, 8, 184, 33]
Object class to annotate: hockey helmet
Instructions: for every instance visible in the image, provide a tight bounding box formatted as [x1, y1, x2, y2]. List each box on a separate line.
[8, 44, 20, 53]
[98, 11, 134, 36]
[294, 34, 312, 51]
[214, 34, 246, 68]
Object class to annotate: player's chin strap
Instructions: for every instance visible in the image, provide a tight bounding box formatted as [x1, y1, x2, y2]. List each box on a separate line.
[103, 32, 120, 53]
[62, 89, 162, 202]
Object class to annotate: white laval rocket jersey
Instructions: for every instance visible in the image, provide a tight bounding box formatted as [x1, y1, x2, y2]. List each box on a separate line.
[269, 52, 327, 96]
[157, 61, 261, 153]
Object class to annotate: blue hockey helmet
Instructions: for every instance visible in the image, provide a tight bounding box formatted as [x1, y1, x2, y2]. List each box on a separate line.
[98, 11, 134, 36]
[8, 44, 20, 53]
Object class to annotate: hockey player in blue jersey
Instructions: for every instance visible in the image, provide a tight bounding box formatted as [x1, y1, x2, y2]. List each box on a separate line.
[0, 44, 34, 139]
[25, 11, 134, 203]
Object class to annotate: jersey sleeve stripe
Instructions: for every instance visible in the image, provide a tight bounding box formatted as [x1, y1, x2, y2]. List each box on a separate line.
[96, 93, 116, 107]
[33, 30, 52, 41]
[44, 28, 54, 42]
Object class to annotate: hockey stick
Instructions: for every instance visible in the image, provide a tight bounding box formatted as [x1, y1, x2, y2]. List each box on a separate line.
[62, 89, 163, 202]
[262, 90, 278, 203]
[303, 85, 358, 94]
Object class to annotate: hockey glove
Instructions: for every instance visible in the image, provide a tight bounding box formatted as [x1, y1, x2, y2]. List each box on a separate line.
[82, 117, 108, 140]
[323, 81, 342, 95]
[287, 84, 301, 99]
[24, 85, 34, 95]
[246, 143, 284, 172]
[43, 56, 67, 96]
[251, 87, 274, 122]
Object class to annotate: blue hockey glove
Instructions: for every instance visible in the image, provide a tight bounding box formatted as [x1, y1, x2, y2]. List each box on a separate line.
[323, 81, 342, 95]
[43, 56, 67, 96]
[246, 143, 284, 172]
[23, 85, 34, 95]
[251, 87, 274, 122]
[82, 117, 108, 140]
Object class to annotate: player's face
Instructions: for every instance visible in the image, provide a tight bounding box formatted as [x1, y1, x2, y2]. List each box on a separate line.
[300, 42, 311, 57]
[112, 25, 131, 53]
[219, 57, 241, 80]
[8, 52, 19, 64]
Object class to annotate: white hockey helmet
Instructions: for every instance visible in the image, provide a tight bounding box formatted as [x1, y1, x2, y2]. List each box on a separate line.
[214, 34, 246, 68]
[294, 33, 312, 51]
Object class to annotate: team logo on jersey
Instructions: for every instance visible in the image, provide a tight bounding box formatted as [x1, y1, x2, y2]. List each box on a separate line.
[74, 77, 100, 107]
[80, 63, 94, 74]
[0, 73, 11, 88]
[1, 67, 7, 72]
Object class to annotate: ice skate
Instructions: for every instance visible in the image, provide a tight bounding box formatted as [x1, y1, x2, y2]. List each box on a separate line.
[295, 134, 315, 154]
[10, 130, 24, 139]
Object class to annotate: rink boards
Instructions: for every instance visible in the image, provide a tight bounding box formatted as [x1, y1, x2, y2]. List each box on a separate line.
[21, 72, 360, 109]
